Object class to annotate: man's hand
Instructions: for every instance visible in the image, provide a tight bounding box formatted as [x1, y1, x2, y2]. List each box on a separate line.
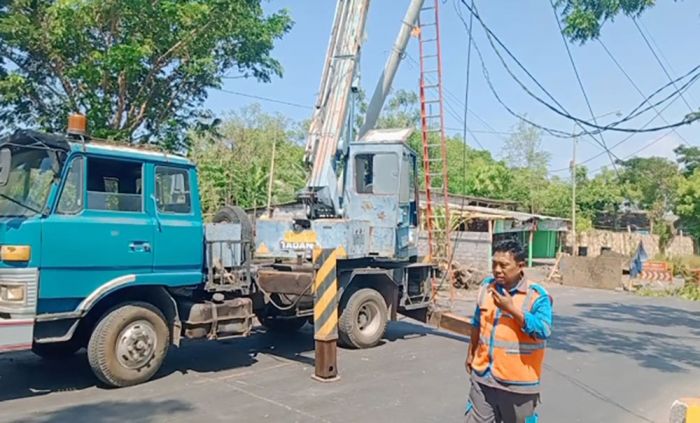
[489, 286, 515, 314]
[465, 355, 472, 374]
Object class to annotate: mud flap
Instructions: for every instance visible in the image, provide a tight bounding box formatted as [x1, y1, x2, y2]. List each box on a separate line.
[0, 318, 34, 353]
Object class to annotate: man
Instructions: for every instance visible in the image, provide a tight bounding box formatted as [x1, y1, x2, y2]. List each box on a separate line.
[465, 239, 553, 423]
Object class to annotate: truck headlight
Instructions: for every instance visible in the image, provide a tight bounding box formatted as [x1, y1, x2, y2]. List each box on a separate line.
[0, 284, 25, 303]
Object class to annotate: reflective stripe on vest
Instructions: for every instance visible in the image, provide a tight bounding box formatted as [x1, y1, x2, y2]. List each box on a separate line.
[471, 280, 546, 386]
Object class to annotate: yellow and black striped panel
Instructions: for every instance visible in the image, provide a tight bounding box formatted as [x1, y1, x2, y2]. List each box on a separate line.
[312, 246, 346, 342]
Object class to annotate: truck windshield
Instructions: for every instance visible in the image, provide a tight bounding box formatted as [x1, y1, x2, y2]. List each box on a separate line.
[0, 147, 56, 217]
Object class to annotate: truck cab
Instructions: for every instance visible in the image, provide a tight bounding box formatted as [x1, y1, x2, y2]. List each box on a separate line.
[0, 127, 254, 387]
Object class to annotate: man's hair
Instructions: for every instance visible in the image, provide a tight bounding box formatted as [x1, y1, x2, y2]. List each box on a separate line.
[493, 239, 526, 263]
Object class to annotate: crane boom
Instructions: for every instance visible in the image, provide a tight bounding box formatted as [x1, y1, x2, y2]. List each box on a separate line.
[302, 0, 370, 217]
[302, 0, 425, 219]
[359, 0, 425, 138]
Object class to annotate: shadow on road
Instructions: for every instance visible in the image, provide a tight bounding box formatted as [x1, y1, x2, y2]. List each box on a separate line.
[0, 319, 447, 403]
[10, 399, 193, 423]
[549, 302, 700, 372]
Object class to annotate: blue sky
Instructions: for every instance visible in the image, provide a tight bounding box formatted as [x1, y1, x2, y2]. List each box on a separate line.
[204, 1, 700, 177]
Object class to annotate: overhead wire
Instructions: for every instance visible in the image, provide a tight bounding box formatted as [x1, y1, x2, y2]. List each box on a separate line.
[633, 18, 696, 113]
[549, 92, 683, 173]
[586, 130, 675, 175]
[216, 88, 313, 110]
[553, 35, 699, 175]
[598, 38, 693, 146]
[459, 0, 700, 137]
[548, 0, 619, 174]
[638, 19, 700, 106]
[403, 51, 488, 148]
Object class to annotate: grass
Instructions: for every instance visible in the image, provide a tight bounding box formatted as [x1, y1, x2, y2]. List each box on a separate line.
[637, 282, 700, 301]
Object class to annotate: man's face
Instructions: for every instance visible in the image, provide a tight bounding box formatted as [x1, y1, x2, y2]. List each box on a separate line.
[491, 251, 524, 286]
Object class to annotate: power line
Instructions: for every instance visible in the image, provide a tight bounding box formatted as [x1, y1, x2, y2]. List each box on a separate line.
[217, 88, 313, 110]
[403, 51, 488, 149]
[598, 38, 693, 147]
[549, 0, 618, 174]
[549, 38, 698, 174]
[587, 130, 675, 174]
[404, 51, 494, 145]
[549, 91, 682, 173]
[459, 0, 700, 138]
[633, 18, 696, 113]
[638, 19, 700, 107]
[462, 0, 475, 150]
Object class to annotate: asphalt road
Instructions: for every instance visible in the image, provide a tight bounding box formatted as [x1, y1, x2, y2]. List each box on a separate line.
[0, 285, 698, 423]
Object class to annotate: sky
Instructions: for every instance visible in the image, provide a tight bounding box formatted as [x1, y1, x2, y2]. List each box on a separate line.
[204, 0, 700, 178]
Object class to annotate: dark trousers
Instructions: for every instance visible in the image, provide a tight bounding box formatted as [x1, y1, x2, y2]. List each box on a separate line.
[465, 378, 539, 423]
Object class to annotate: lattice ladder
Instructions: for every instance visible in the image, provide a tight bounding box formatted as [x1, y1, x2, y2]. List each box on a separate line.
[417, 0, 453, 303]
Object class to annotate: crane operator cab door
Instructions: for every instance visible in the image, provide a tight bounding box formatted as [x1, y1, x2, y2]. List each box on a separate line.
[345, 133, 419, 260]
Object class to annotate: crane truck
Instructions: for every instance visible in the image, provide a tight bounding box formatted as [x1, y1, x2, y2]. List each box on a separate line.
[0, 0, 436, 387]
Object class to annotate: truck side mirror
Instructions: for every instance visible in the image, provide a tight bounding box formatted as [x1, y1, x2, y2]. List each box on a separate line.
[0, 148, 11, 186]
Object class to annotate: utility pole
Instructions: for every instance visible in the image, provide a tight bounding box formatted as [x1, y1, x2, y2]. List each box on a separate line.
[570, 122, 577, 255]
[570, 110, 621, 256]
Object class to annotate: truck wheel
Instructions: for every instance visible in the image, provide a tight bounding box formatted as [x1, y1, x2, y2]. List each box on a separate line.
[32, 340, 81, 360]
[87, 302, 170, 388]
[213, 205, 253, 242]
[338, 288, 388, 349]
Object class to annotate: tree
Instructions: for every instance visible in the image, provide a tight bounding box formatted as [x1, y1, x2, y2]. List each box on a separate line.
[501, 120, 552, 213]
[376, 89, 420, 129]
[190, 105, 306, 215]
[554, 0, 661, 42]
[502, 120, 551, 171]
[676, 168, 700, 241]
[0, 1, 292, 151]
[617, 156, 681, 217]
[675, 145, 700, 177]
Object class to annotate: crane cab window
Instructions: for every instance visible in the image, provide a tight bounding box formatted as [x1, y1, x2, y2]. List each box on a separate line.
[86, 157, 143, 212]
[355, 153, 398, 194]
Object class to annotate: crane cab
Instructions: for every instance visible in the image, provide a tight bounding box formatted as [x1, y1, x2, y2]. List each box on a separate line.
[255, 128, 419, 261]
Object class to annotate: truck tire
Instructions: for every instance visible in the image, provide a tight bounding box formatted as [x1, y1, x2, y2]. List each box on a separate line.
[213, 205, 253, 242]
[32, 340, 81, 360]
[87, 302, 170, 388]
[338, 288, 388, 349]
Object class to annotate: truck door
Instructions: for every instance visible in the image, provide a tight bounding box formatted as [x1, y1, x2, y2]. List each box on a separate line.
[151, 165, 203, 285]
[41, 155, 154, 312]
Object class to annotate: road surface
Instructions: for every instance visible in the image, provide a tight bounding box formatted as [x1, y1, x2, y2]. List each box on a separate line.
[0, 285, 698, 422]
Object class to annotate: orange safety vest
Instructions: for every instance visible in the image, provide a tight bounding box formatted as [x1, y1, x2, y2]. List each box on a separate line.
[471, 278, 547, 387]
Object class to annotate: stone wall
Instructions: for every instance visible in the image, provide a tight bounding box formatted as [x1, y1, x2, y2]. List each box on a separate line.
[419, 231, 492, 270]
[565, 229, 694, 258]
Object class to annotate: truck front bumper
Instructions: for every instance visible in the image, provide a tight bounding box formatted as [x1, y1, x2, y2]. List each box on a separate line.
[0, 268, 39, 353]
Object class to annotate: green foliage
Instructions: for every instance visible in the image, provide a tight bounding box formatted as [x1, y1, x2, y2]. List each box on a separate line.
[190, 105, 305, 216]
[502, 120, 551, 172]
[554, 0, 659, 42]
[674, 145, 700, 177]
[576, 167, 624, 222]
[675, 167, 700, 241]
[617, 156, 682, 223]
[0, 0, 292, 150]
